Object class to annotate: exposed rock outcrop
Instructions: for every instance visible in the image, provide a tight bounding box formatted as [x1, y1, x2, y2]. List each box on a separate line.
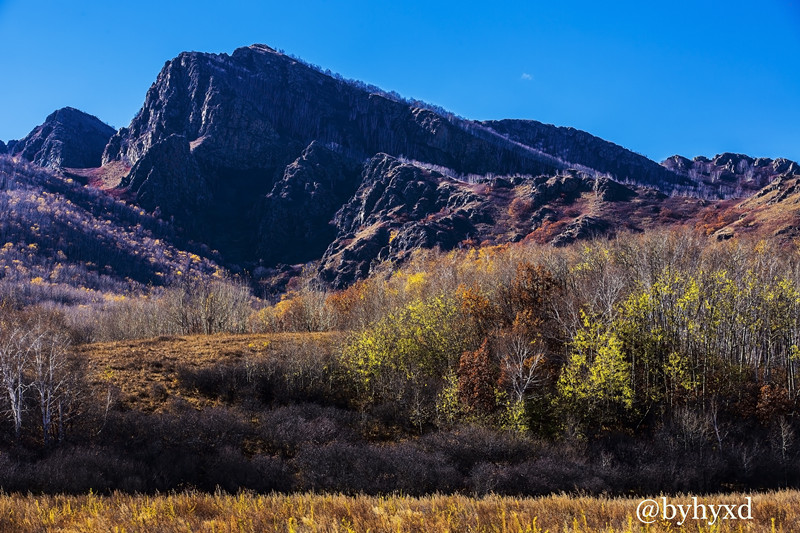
[551, 215, 611, 246]
[35, 42, 789, 287]
[319, 154, 489, 287]
[10, 107, 114, 169]
[661, 153, 800, 198]
[102, 45, 563, 178]
[101, 44, 575, 264]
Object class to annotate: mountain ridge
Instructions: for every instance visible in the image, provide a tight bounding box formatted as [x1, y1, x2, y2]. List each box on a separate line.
[4, 43, 800, 290]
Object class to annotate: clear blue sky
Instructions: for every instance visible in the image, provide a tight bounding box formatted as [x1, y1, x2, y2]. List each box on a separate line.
[1, 0, 798, 162]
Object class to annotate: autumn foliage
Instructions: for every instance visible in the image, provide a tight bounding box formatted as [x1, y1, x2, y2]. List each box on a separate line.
[2, 229, 800, 497]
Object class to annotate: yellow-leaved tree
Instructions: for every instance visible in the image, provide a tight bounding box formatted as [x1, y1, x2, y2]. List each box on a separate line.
[558, 311, 633, 434]
[343, 294, 474, 428]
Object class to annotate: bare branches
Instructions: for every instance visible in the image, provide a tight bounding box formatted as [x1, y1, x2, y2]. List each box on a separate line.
[0, 310, 78, 444]
[497, 332, 546, 404]
[29, 321, 72, 445]
[0, 323, 32, 438]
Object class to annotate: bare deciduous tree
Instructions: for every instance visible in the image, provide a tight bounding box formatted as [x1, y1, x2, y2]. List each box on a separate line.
[29, 320, 72, 445]
[497, 333, 545, 403]
[0, 323, 31, 439]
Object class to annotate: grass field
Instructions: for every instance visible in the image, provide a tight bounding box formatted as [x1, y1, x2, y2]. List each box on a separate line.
[76, 332, 342, 411]
[0, 490, 797, 532]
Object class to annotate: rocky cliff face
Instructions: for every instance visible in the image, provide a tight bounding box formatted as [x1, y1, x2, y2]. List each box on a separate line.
[662, 153, 800, 198]
[99, 44, 582, 265]
[10, 107, 115, 169]
[102, 45, 564, 178]
[68, 43, 798, 287]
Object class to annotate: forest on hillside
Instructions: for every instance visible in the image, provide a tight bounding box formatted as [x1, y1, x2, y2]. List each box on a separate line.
[0, 229, 799, 494]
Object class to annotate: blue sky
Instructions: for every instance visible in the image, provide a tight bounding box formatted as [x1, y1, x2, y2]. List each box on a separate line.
[0, 0, 798, 162]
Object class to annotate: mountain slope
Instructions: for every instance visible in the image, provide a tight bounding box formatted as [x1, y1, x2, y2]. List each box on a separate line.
[483, 119, 695, 193]
[100, 44, 576, 263]
[0, 156, 222, 305]
[662, 153, 800, 198]
[94, 44, 709, 279]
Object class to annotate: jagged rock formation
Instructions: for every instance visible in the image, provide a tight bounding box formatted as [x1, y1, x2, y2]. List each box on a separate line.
[99, 44, 591, 263]
[662, 153, 800, 198]
[4, 43, 786, 288]
[0, 141, 6, 155]
[100, 43, 722, 280]
[319, 154, 490, 287]
[9, 107, 115, 169]
[525, 172, 637, 209]
[102, 45, 564, 178]
[551, 215, 612, 246]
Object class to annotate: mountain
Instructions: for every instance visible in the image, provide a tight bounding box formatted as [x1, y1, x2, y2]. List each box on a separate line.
[7, 44, 800, 291]
[483, 119, 694, 192]
[96, 44, 714, 280]
[8, 107, 115, 169]
[100, 44, 577, 264]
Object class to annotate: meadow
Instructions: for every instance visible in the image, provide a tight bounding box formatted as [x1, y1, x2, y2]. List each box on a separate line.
[0, 490, 797, 532]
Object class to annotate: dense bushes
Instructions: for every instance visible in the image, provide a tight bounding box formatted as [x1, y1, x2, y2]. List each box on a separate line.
[0, 415, 797, 494]
[63, 276, 253, 342]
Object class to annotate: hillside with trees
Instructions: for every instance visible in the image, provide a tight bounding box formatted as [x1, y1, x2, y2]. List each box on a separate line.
[0, 230, 798, 495]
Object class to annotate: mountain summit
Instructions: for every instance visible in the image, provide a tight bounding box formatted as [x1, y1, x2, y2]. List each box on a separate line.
[8, 107, 114, 169]
[97, 45, 700, 276]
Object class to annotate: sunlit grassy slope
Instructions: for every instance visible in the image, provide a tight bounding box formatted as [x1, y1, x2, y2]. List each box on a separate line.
[76, 332, 342, 411]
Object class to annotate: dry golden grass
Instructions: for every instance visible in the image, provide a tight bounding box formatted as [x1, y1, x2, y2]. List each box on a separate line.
[710, 176, 800, 239]
[0, 491, 796, 532]
[75, 332, 342, 411]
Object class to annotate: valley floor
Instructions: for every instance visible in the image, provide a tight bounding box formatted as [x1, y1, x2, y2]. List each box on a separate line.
[0, 490, 796, 532]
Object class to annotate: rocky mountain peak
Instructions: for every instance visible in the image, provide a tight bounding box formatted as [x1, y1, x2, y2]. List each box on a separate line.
[13, 43, 784, 289]
[98, 44, 576, 264]
[9, 107, 115, 169]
